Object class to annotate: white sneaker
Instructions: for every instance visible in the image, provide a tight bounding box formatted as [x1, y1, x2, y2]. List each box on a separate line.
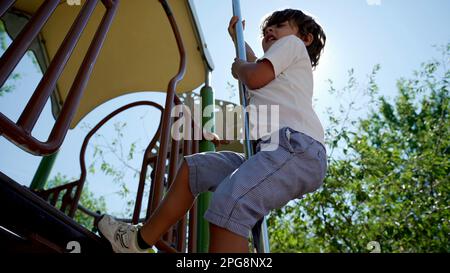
[97, 215, 154, 253]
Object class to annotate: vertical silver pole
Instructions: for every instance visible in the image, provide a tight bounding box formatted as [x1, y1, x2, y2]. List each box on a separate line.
[231, 0, 270, 253]
[231, 0, 252, 157]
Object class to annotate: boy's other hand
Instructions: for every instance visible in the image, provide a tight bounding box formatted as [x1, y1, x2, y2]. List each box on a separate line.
[203, 131, 230, 149]
[228, 16, 245, 42]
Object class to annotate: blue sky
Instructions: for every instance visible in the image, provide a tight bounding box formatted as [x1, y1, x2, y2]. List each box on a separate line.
[0, 0, 449, 215]
[194, 0, 450, 105]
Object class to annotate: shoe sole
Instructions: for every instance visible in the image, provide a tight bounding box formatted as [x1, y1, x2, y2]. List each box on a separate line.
[96, 215, 118, 253]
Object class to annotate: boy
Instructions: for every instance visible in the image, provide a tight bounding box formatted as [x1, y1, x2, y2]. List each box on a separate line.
[98, 8, 327, 253]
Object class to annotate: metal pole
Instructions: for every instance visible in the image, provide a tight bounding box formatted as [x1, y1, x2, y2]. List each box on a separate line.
[29, 82, 63, 191]
[231, 0, 253, 157]
[0, 0, 16, 18]
[231, 0, 270, 253]
[29, 152, 58, 190]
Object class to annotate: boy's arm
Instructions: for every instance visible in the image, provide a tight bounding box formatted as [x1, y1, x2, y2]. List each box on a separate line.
[233, 40, 258, 63]
[244, 42, 258, 63]
[232, 58, 275, 90]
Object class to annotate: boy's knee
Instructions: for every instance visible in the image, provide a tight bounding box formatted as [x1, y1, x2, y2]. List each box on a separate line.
[180, 158, 189, 175]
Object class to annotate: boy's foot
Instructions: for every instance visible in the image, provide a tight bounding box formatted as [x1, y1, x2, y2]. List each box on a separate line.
[97, 215, 154, 253]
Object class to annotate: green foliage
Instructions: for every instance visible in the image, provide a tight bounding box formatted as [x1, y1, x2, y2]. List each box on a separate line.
[0, 21, 7, 50]
[46, 173, 107, 231]
[0, 21, 40, 97]
[268, 45, 449, 253]
[0, 21, 22, 97]
[84, 120, 152, 218]
[0, 72, 20, 96]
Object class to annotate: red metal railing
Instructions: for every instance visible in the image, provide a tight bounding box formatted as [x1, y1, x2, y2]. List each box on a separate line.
[34, 100, 164, 217]
[147, 0, 187, 218]
[0, 1, 17, 19]
[3, 0, 199, 253]
[0, 0, 119, 155]
[149, 0, 190, 252]
[36, 97, 199, 253]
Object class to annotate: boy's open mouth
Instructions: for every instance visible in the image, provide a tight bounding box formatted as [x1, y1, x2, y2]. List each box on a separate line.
[265, 34, 276, 43]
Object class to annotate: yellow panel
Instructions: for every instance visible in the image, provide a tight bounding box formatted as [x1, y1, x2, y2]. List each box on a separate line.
[14, 0, 206, 128]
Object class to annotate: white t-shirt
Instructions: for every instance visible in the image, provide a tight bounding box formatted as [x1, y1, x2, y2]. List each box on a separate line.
[248, 34, 325, 146]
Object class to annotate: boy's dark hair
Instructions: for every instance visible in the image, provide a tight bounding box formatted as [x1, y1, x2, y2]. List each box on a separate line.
[261, 9, 326, 69]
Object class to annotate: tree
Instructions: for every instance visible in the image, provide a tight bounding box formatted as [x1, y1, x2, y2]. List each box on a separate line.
[0, 20, 40, 97]
[268, 45, 449, 253]
[0, 21, 20, 97]
[83, 119, 154, 219]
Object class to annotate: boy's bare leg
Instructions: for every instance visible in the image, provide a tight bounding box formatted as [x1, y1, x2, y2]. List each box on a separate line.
[139, 159, 194, 246]
[139, 159, 248, 253]
[209, 224, 249, 253]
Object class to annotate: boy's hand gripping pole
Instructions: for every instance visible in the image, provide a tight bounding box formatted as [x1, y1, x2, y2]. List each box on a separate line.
[232, 0, 270, 253]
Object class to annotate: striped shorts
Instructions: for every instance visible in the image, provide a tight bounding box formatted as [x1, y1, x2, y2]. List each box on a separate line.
[184, 127, 327, 238]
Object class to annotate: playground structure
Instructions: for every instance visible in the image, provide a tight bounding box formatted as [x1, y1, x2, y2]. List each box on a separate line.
[0, 0, 268, 253]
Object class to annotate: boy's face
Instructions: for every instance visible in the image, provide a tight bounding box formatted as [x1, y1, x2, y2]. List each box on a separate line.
[262, 20, 300, 52]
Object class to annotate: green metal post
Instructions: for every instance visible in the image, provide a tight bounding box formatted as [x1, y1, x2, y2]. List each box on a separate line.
[196, 81, 215, 253]
[29, 151, 59, 190]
